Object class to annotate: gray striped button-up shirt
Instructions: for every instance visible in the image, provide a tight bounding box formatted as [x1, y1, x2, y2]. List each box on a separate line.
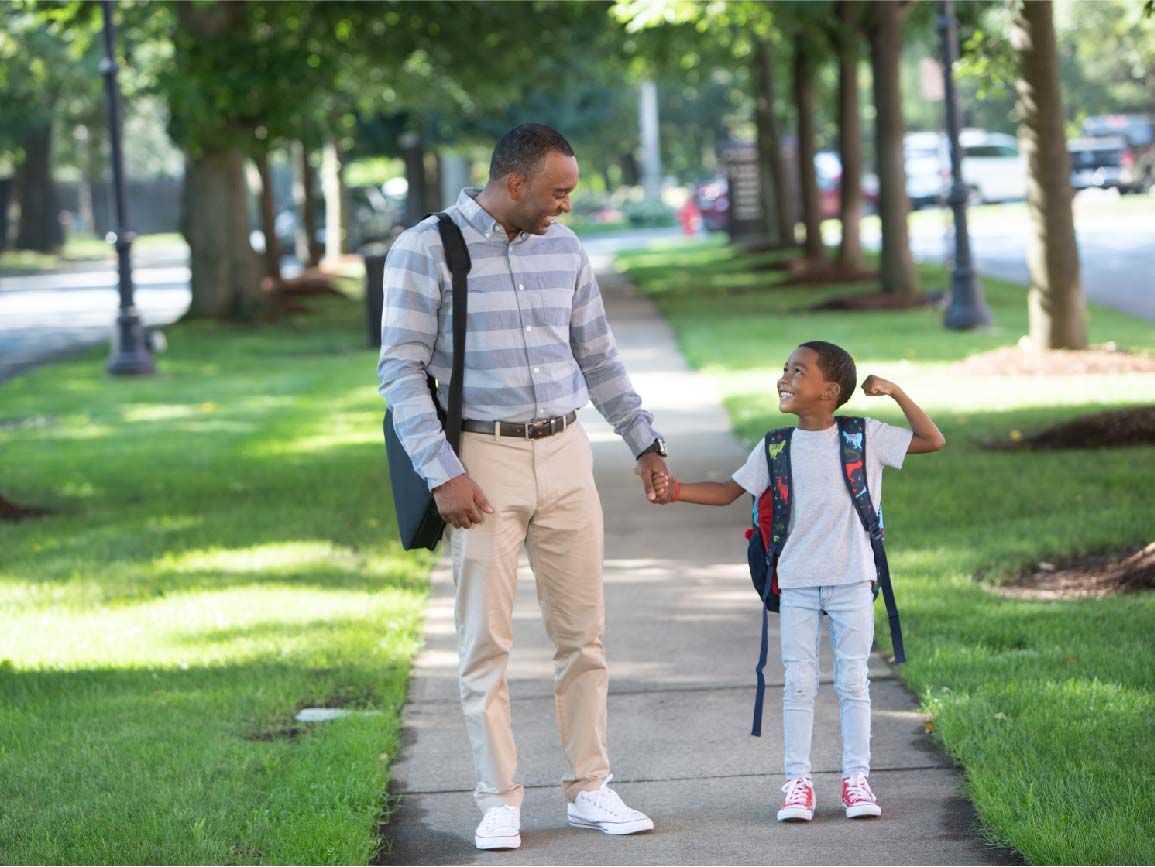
[377, 188, 660, 490]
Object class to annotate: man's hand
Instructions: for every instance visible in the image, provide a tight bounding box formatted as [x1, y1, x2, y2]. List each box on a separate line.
[433, 474, 494, 530]
[637, 452, 670, 503]
[861, 374, 900, 398]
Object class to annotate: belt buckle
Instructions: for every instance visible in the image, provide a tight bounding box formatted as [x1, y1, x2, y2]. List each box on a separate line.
[527, 417, 554, 440]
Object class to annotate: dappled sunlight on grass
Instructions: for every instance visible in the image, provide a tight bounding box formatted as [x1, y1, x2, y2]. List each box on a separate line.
[0, 585, 423, 670]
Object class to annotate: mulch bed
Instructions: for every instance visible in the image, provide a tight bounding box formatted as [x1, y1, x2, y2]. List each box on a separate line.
[986, 405, 1155, 451]
[807, 291, 938, 312]
[0, 494, 50, 522]
[991, 543, 1155, 600]
[951, 345, 1155, 376]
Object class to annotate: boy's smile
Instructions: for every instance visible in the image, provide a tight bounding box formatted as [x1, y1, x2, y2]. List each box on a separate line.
[777, 347, 840, 425]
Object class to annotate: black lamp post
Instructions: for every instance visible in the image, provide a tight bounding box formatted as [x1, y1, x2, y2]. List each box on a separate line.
[100, 0, 154, 375]
[938, 0, 993, 330]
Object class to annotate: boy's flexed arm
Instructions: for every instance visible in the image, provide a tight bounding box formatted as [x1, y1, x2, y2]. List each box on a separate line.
[862, 375, 946, 454]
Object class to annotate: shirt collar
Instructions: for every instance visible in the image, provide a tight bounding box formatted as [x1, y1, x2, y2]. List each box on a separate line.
[456, 187, 527, 242]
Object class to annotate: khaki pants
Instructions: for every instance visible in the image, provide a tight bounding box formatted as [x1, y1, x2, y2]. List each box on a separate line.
[450, 421, 610, 813]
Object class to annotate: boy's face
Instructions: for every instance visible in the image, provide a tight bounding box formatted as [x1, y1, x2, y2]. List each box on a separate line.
[777, 347, 840, 414]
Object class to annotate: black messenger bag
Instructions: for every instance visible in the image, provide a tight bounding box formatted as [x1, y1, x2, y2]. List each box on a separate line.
[383, 212, 471, 550]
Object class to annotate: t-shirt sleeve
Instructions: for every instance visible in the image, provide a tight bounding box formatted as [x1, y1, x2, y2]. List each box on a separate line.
[867, 417, 913, 470]
[731, 439, 770, 496]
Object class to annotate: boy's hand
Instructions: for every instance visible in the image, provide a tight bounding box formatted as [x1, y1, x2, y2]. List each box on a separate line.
[862, 375, 900, 398]
[634, 466, 675, 504]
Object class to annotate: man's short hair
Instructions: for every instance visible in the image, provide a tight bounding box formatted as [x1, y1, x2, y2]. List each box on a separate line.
[489, 123, 575, 182]
[799, 340, 857, 408]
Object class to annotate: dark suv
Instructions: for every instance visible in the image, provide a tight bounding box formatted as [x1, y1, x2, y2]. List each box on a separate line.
[1068, 115, 1154, 194]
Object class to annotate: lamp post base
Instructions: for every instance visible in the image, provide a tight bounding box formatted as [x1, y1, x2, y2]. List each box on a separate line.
[107, 310, 155, 376]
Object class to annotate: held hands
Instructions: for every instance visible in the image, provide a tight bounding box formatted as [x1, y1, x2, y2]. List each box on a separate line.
[433, 474, 494, 530]
[634, 459, 677, 505]
[636, 452, 674, 504]
[861, 374, 902, 398]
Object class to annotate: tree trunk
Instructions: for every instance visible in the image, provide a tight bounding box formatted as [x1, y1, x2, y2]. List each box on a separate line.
[836, 0, 866, 272]
[868, 1, 918, 294]
[752, 37, 791, 246]
[322, 137, 347, 261]
[181, 147, 261, 320]
[254, 148, 281, 282]
[14, 122, 63, 253]
[1011, 0, 1086, 350]
[424, 150, 443, 215]
[793, 42, 826, 263]
[295, 140, 322, 268]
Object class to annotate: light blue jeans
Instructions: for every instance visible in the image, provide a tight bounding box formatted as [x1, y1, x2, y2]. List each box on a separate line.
[779, 582, 875, 780]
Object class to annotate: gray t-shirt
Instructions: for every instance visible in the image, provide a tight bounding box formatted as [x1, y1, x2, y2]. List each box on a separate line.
[732, 418, 912, 588]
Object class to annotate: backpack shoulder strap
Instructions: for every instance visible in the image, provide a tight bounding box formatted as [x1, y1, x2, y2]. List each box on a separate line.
[835, 415, 906, 664]
[764, 427, 794, 555]
[433, 213, 471, 455]
[835, 416, 879, 539]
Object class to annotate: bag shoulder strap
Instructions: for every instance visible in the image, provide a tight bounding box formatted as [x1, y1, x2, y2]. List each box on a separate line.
[433, 212, 471, 455]
[834, 415, 906, 664]
[763, 427, 794, 556]
[835, 416, 879, 538]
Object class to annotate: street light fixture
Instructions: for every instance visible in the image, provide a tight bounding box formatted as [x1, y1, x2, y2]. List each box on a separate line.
[938, 0, 994, 330]
[100, 0, 154, 375]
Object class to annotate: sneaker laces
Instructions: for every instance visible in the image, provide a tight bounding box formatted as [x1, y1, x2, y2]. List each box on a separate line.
[583, 774, 633, 818]
[844, 774, 875, 804]
[781, 776, 813, 808]
[480, 804, 518, 833]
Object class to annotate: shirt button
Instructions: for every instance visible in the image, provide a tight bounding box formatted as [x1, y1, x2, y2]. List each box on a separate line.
[525, 326, 532, 332]
[533, 367, 540, 373]
[518, 283, 525, 291]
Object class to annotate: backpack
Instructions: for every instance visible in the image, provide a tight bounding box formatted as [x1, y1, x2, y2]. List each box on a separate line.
[745, 415, 906, 736]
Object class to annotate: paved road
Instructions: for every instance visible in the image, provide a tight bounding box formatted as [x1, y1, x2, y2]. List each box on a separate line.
[843, 193, 1155, 319]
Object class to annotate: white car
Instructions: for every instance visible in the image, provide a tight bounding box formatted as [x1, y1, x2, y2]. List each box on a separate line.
[904, 129, 1028, 208]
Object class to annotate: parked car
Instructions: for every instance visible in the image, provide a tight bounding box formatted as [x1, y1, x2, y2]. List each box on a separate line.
[904, 129, 1028, 208]
[1069, 115, 1154, 194]
[814, 151, 879, 219]
[271, 184, 403, 255]
[695, 177, 729, 231]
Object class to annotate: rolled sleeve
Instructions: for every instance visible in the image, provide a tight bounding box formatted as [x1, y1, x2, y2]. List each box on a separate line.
[377, 226, 465, 490]
[570, 249, 660, 456]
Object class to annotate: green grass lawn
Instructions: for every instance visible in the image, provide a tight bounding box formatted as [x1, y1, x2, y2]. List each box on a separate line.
[0, 296, 431, 863]
[618, 238, 1155, 865]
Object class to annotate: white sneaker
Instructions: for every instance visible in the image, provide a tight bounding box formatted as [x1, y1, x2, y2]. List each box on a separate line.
[567, 775, 654, 835]
[474, 804, 521, 850]
[777, 776, 816, 822]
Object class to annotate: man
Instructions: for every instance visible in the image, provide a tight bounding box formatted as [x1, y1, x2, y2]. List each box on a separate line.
[378, 123, 668, 850]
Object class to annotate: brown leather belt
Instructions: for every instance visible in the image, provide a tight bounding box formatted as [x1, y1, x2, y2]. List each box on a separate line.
[462, 411, 577, 440]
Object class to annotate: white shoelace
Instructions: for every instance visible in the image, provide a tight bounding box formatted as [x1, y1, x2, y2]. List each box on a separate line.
[480, 804, 519, 833]
[781, 776, 813, 807]
[582, 775, 633, 818]
[844, 774, 875, 803]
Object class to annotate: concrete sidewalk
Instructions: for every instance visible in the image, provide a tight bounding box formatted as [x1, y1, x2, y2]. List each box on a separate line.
[379, 255, 1020, 866]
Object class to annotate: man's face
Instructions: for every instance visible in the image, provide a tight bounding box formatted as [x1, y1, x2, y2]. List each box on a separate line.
[777, 347, 839, 414]
[508, 151, 578, 235]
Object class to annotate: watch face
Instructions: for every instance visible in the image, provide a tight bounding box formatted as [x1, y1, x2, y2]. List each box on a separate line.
[657, 438, 668, 457]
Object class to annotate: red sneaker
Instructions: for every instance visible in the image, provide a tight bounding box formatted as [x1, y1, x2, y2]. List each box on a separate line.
[842, 774, 882, 818]
[777, 776, 815, 822]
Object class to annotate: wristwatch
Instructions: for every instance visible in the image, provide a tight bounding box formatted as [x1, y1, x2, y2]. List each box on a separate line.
[637, 437, 668, 459]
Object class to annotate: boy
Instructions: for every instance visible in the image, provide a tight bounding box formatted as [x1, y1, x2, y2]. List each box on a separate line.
[652, 341, 945, 822]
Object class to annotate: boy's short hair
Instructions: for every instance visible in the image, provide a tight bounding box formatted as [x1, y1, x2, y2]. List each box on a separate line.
[800, 340, 857, 408]
[489, 123, 575, 181]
